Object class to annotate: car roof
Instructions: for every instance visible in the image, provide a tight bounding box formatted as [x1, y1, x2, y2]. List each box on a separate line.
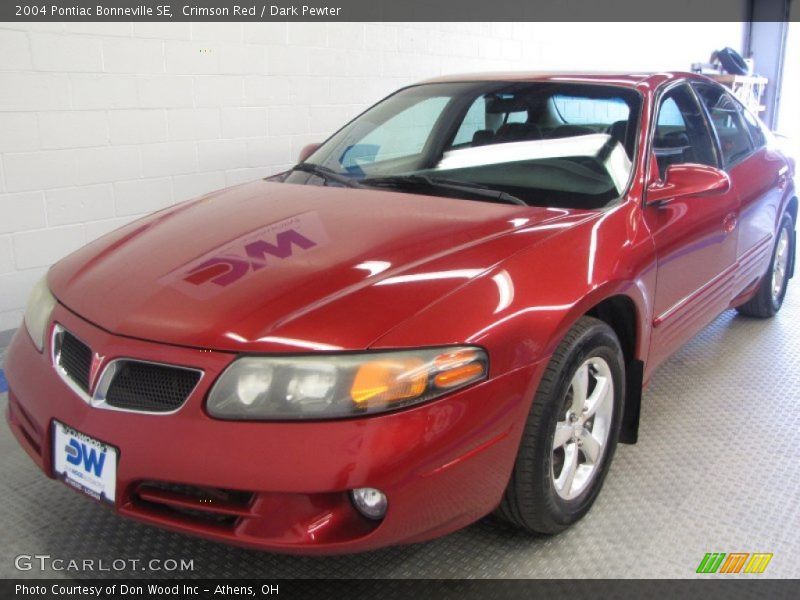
[419, 71, 710, 89]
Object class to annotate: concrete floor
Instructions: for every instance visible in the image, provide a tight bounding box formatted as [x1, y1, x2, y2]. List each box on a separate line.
[1, 287, 798, 579]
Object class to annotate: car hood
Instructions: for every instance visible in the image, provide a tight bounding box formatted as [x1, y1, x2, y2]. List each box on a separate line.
[49, 181, 592, 352]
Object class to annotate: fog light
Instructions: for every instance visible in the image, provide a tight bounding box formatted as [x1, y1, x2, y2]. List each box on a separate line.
[350, 487, 387, 520]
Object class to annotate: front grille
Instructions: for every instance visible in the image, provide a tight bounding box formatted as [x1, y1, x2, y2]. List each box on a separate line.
[132, 481, 254, 528]
[104, 361, 201, 413]
[57, 331, 92, 393]
[52, 325, 202, 414]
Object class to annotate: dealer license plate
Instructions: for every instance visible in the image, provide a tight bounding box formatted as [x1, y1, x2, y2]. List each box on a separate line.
[52, 420, 117, 504]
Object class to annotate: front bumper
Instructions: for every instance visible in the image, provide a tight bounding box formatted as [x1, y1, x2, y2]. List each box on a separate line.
[5, 305, 543, 554]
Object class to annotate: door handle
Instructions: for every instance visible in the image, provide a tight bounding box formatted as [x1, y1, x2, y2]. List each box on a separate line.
[723, 212, 738, 234]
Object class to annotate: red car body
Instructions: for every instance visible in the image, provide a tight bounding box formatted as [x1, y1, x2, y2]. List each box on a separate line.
[5, 72, 796, 553]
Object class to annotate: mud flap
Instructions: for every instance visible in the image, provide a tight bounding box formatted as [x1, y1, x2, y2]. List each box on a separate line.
[619, 359, 643, 444]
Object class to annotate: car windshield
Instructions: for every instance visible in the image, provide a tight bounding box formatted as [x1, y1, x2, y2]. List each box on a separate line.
[283, 81, 642, 209]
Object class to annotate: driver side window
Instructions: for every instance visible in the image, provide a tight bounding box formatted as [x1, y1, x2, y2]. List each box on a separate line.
[653, 84, 718, 179]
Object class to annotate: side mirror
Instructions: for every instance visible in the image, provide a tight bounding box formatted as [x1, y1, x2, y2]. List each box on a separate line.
[297, 143, 322, 164]
[646, 164, 731, 205]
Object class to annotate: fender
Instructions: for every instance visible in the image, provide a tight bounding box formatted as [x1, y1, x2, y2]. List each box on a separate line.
[540, 282, 650, 446]
[372, 200, 657, 445]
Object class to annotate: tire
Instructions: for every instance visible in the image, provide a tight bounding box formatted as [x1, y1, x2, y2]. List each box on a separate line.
[736, 212, 794, 318]
[497, 316, 625, 534]
[716, 47, 748, 76]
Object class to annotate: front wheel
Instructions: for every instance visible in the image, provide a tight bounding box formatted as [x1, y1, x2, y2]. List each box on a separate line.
[497, 316, 624, 534]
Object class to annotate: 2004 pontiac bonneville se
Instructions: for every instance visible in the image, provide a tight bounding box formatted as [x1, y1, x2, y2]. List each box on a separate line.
[5, 71, 796, 553]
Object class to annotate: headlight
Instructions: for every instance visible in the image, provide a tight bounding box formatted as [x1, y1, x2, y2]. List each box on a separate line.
[23, 275, 57, 352]
[207, 346, 488, 420]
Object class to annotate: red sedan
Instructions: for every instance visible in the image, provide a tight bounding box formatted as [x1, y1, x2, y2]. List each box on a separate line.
[5, 72, 796, 553]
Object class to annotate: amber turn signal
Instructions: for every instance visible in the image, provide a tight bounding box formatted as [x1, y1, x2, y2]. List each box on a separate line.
[434, 362, 486, 389]
[350, 348, 487, 409]
[351, 358, 427, 406]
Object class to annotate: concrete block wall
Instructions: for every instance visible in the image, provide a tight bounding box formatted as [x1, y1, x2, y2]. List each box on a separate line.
[0, 21, 743, 331]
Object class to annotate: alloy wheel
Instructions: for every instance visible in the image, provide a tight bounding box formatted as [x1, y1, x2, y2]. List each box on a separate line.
[552, 357, 614, 500]
[772, 227, 790, 302]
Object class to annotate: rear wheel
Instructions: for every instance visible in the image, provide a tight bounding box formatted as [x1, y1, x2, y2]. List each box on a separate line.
[497, 316, 624, 534]
[736, 212, 794, 318]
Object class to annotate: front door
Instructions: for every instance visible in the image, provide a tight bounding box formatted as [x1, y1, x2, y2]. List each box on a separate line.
[644, 82, 740, 369]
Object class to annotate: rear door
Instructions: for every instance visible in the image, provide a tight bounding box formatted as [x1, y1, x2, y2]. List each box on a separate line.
[644, 82, 740, 368]
[693, 83, 788, 300]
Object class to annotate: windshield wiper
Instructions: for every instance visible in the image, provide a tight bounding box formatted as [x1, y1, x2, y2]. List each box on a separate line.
[360, 174, 527, 206]
[289, 163, 363, 188]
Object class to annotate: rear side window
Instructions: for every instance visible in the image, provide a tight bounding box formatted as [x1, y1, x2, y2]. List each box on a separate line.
[694, 85, 754, 166]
